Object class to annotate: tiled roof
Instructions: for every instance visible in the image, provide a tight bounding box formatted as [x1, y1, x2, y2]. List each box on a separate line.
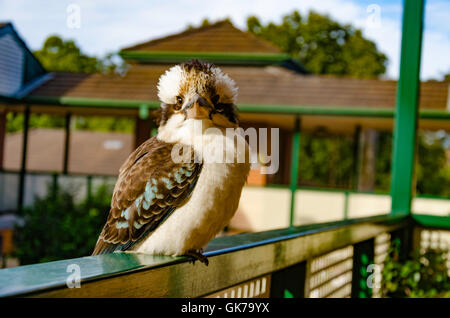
[28, 65, 449, 110]
[122, 20, 281, 54]
[25, 19, 449, 111]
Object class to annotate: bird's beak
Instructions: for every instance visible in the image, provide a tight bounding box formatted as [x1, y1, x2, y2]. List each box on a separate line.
[185, 94, 212, 120]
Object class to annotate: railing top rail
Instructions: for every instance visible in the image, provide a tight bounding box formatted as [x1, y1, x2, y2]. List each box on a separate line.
[0, 214, 408, 298]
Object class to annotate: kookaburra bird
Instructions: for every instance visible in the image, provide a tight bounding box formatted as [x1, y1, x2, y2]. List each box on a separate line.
[92, 60, 250, 265]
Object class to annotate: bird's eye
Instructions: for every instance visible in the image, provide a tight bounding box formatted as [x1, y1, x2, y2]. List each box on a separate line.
[174, 96, 183, 110]
[211, 94, 220, 105]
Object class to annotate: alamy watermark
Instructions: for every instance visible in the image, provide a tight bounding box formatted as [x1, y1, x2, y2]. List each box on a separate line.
[366, 4, 382, 29]
[66, 263, 81, 288]
[170, 121, 280, 174]
[366, 264, 381, 289]
[66, 3, 81, 29]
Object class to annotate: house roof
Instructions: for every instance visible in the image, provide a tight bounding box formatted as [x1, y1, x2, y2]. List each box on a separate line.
[2, 21, 448, 134]
[0, 21, 48, 98]
[122, 20, 281, 54]
[119, 20, 307, 72]
[4, 129, 133, 175]
[27, 64, 449, 110]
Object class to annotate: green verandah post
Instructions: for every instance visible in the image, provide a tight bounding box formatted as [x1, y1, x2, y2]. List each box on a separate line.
[390, 0, 425, 216]
[18, 104, 30, 212]
[289, 117, 301, 227]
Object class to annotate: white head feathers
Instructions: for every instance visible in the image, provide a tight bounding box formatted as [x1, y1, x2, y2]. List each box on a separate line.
[157, 61, 238, 105]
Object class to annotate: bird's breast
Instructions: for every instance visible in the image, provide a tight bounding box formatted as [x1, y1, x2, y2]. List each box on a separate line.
[134, 160, 250, 256]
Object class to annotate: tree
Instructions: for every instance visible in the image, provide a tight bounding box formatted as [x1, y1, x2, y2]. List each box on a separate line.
[34, 35, 127, 74]
[34, 35, 101, 73]
[416, 132, 450, 196]
[444, 73, 450, 82]
[186, 17, 229, 30]
[299, 132, 354, 189]
[74, 116, 134, 133]
[247, 11, 387, 78]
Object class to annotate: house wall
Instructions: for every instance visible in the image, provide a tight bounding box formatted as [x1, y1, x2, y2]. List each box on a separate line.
[230, 186, 449, 232]
[0, 33, 24, 96]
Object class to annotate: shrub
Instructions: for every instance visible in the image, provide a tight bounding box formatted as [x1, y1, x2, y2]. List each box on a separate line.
[13, 181, 112, 265]
[381, 239, 450, 298]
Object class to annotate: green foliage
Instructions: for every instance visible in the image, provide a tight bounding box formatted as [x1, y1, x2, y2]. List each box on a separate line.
[6, 113, 134, 134]
[374, 132, 393, 192]
[186, 17, 230, 30]
[73, 116, 134, 133]
[6, 113, 65, 133]
[34, 35, 101, 73]
[295, 130, 449, 197]
[34, 35, 128, 75]
[444, 73, 450, 82]
[299, 132, 354, 188]
[371, 131, 450, 196]
[382, 240, 450, 298]
[247, 10, 387, 78]
[13, 180, 112, 265]
[416, 132, 450, 196]
[7, 113, 134, 134]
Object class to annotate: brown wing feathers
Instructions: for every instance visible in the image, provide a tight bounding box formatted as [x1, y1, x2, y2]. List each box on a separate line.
[92, 137, 202, 255]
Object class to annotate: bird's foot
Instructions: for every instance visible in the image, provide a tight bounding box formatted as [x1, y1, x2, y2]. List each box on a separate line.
[185, 249, 209, 266]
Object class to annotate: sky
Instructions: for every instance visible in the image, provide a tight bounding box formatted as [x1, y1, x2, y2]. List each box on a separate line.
[0, 0, 449, 80]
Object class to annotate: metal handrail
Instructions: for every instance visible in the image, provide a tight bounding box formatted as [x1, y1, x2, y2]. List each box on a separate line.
[0, 214, 408, 297]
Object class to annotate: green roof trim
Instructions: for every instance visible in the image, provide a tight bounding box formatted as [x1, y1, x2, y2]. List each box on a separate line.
[118, 50, 291, 65]
[412, 214, 450, 229]
[22, 96, 450, 120]
[25, 96, 160, 109]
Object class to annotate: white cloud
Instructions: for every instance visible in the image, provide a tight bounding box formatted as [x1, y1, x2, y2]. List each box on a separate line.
[0, 0, 448, 80]
[422, 30, 450, 80]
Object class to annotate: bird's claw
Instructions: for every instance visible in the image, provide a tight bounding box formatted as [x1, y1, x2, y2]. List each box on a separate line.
[185, 249, 209, 266]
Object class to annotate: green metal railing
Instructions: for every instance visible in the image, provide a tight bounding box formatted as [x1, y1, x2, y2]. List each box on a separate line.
[0, 213, 447, 297]
[0, 214, 410, 297]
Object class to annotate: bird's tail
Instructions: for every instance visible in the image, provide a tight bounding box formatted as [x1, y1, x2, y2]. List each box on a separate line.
[92, 239, 119, 255]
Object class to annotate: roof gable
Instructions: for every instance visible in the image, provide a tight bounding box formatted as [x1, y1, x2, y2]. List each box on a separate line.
[0, 22, 48, 98]
[120, 20, 308, 72]
[122, 20, 281, 54]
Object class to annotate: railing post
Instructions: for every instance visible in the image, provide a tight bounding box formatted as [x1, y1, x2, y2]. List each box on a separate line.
[63, 112, 71, 174]
[86, 175, 92, 204]
[134, 105, 154, 149]
[289, 116, 301, 227]
[390, 225, 414, 262]
[51, 172, 59, 199]
[343, 191, 349, 220]
[18, 104, 30, 212]
[390, 0, 425, 216]
[351, 238, 375, 298]
[270, 261, 307, 298]
[351, 125, 361, 190]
